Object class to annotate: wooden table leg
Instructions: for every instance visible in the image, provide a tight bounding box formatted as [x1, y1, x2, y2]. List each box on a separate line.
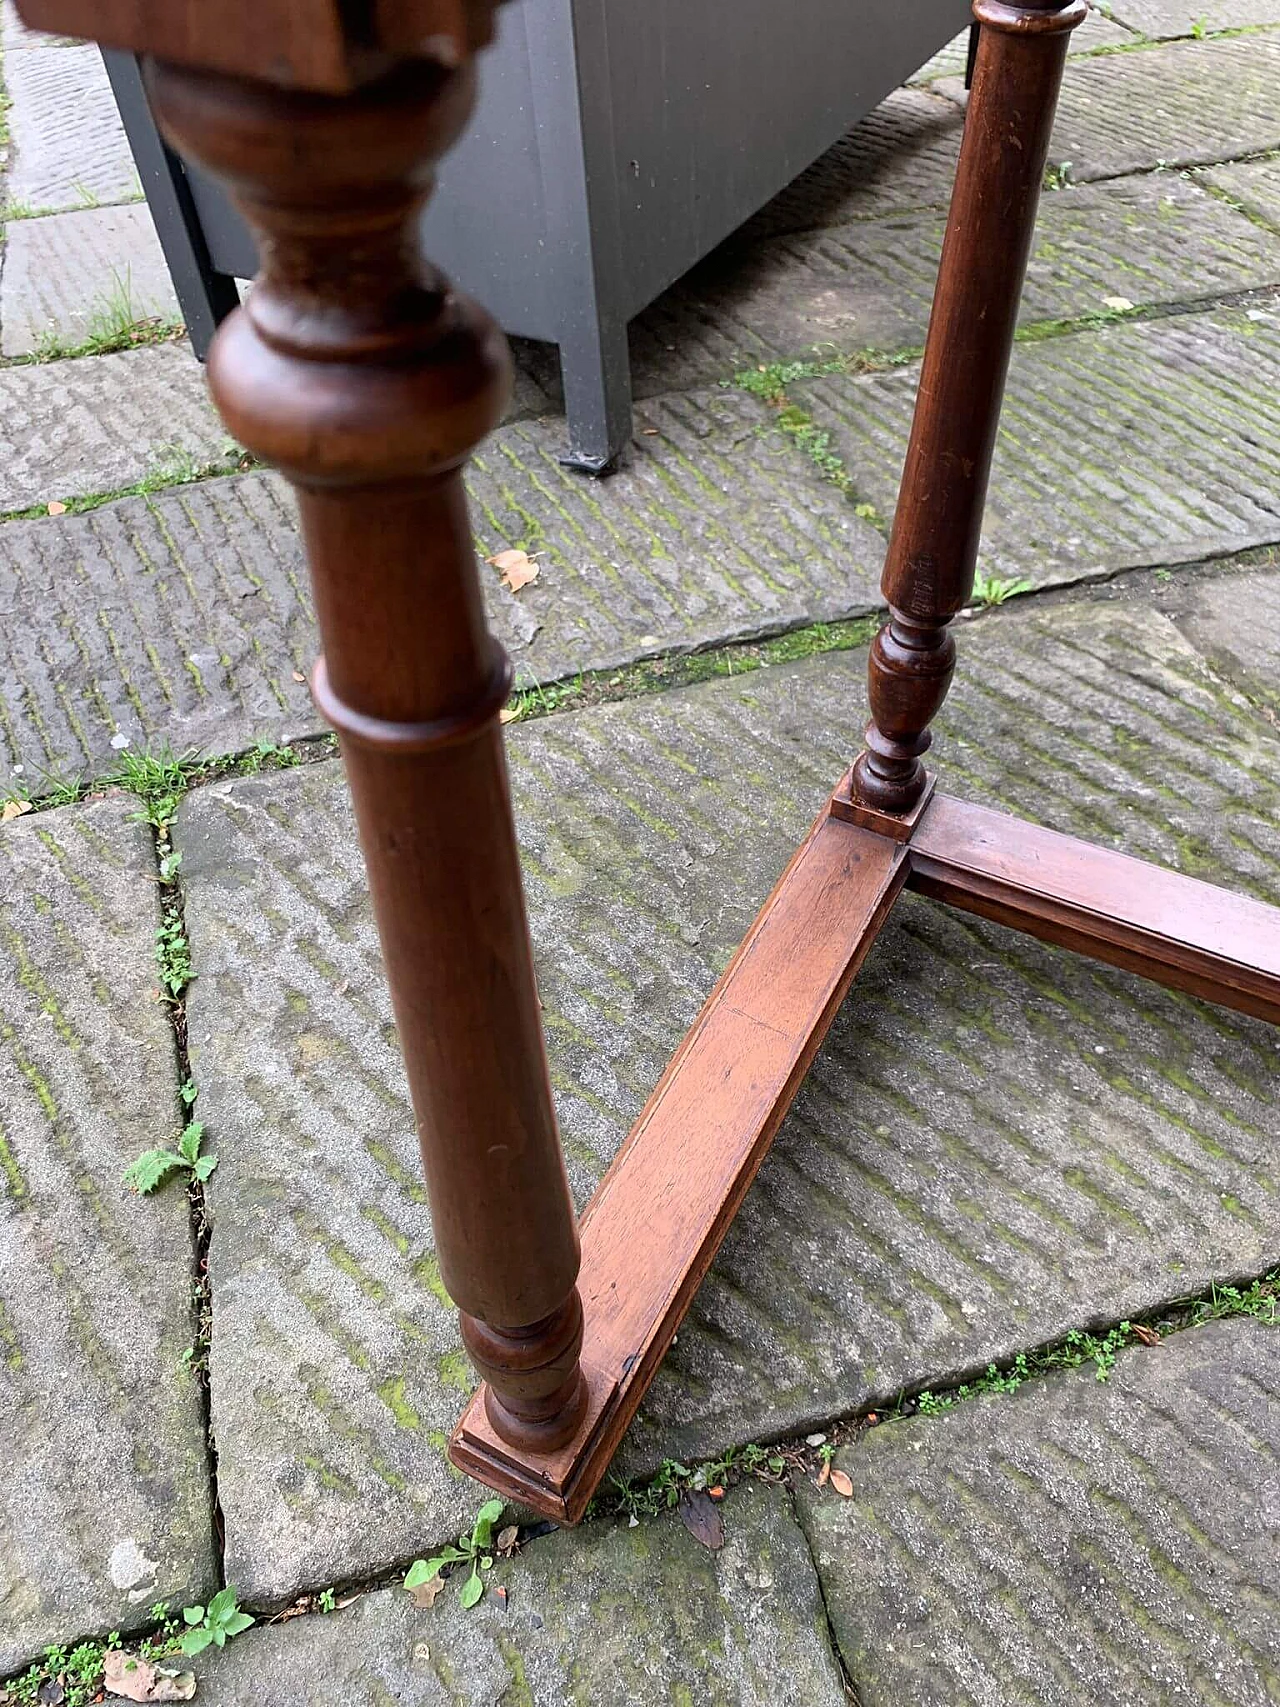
[144, 50, 589, 1454]
[852, 0, 1087, 822]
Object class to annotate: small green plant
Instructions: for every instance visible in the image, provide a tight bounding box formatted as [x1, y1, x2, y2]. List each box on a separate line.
[1190, 13, 1208, 36]
[155, 913, 193, 999]
[241, 736, 300, 773]
[125, 1116, 217, 1194]
[3, 1636, 121, 1706]
[106, 745, 202, 829]
[970, 570, 1031, 608]
[179, 1587, 255, 1655]
[404, 1498, 505, 1610]
[1043, 160, 1074, 191]
[317, 1588, 337, 1614]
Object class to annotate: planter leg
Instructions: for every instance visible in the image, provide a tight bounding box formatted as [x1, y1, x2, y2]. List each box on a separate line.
[852, 0, 1087, 817]
[146, 53, 589, 1454]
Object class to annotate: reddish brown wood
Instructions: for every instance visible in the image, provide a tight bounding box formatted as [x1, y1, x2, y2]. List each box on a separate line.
[829, 767, 936, 841]
[452, 812, 909, 1518]
[852, 0, 1087, 815]
[13, 0, 504, 91]
[136, 26, 587, 1453]
[908, 794, 1280, 1025]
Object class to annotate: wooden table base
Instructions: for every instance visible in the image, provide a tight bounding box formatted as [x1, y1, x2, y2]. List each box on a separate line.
[451, 779, 1280, 1519]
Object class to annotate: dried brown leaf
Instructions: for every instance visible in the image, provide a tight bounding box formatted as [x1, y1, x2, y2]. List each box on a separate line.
[487, 549, 540, 593]
[816, 1459, 831, 1488]
[408, 1575, 445, 1609]
[103, 1651, 196, 1702]
[291, 671, 307, 684]
[498, 708, 519, 724]
[829, 1469, 854, 1499]
[678, 1487, 725, 1551]
[1131, 1322, 1161, 1347]
[2, 800, 33, 822]
[47, 501, 67, 517]
[496, 1524, 520, 1556]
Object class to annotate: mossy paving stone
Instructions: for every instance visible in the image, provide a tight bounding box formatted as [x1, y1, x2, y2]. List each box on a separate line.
[190, 1482, 847, 1706]
[0, 341, 228, 512]
[796, 1318, 1280, 1706]
[663, 173, 1280, 388]
[0, 386, 882, 785]
[0, 798, 216, 1673]
[910, 7, 1134, 83]
[4, 44, 139, 213]
[938, 32, 1280, 179]
[1170, 564, 1280, 708]
[178, 595, 1279, 1602]
[1108, 0, 1280, 39]
[793, 300, 1280, 586]
[1203, 158, 1280, 234]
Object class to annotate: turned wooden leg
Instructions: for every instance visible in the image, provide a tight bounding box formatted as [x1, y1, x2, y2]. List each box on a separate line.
[145, 51, 588, 1453]
[852, 0, 1087, 818]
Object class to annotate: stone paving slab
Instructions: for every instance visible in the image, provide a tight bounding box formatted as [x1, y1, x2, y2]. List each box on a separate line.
[194, 1482, 847, 1705]
[939, 33, 1280, 181]
[659, 174, 1280, 388]
[176, 594, 1280, 1601]
[0, 205, 181, 357]
[4, 43, 139, 215]
[794, 301, 1280, 585]
[0, 390, 883, 786]
[797, 1318, 1280, 1706]
[1172, 563, 1280, 706]
[0, 797, 215, 1673]
[1110, 0, 1280, 36]
[1203, 157, 1280, 231]
[741, 89, 967, 240]
[0, 341, 226, 515]
[911, 5, 1134, 83]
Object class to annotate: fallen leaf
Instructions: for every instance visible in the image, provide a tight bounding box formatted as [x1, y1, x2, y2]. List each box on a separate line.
[487, 549, 540, 593]
[408, 1575, 445, 1610]
[292, 671, 306, 684]
[641, 427, 660, 436]
[707, 1486, 725, 1501]
[1103, 295, 1134, 312]
[498, 708, 519, 724]
[36, 1680, 64, 1705]
[1132, 1322, 1161, 1347]
[495, 1525, 520, 1556]
[817, 1459, 831, 1488]
[47, 501, 67, 516]
[678, 1487, 725, 1551]
[2, 800, 33, 822]
[830, 1470, 854, 1499]
[103, 1651, 196, 1702]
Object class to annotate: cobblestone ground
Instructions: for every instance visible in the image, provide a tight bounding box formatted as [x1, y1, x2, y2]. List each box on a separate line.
[1, 4, 1278, 1703]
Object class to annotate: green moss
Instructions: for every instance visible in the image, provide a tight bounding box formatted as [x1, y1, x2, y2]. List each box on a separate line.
[377, 1375, 421, 1430]
[412, 1251, 454, 1307]
[436, 1348, 474, 1394]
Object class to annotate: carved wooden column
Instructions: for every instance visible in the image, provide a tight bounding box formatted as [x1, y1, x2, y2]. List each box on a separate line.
[140, 40, 588, 1452]
[851, 0, 1087, 819]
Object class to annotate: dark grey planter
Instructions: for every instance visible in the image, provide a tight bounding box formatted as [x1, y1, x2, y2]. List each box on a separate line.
[108, 0, 970, 470]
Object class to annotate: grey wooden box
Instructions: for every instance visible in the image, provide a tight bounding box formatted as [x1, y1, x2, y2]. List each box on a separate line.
[109, 0, 970, 470]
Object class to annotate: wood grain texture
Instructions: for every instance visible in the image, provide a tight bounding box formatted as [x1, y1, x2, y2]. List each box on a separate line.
[909, 793, 1280, 1024]
[451, 813, 909, 1518]
[140, 36, 589, 1449]
[852, 0, 1086, 813]
[13, 0, 506, 90]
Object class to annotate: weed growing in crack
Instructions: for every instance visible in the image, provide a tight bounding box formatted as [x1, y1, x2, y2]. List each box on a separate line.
[405, 1498, 508, 1610]
[970, 570, 1031, 609]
